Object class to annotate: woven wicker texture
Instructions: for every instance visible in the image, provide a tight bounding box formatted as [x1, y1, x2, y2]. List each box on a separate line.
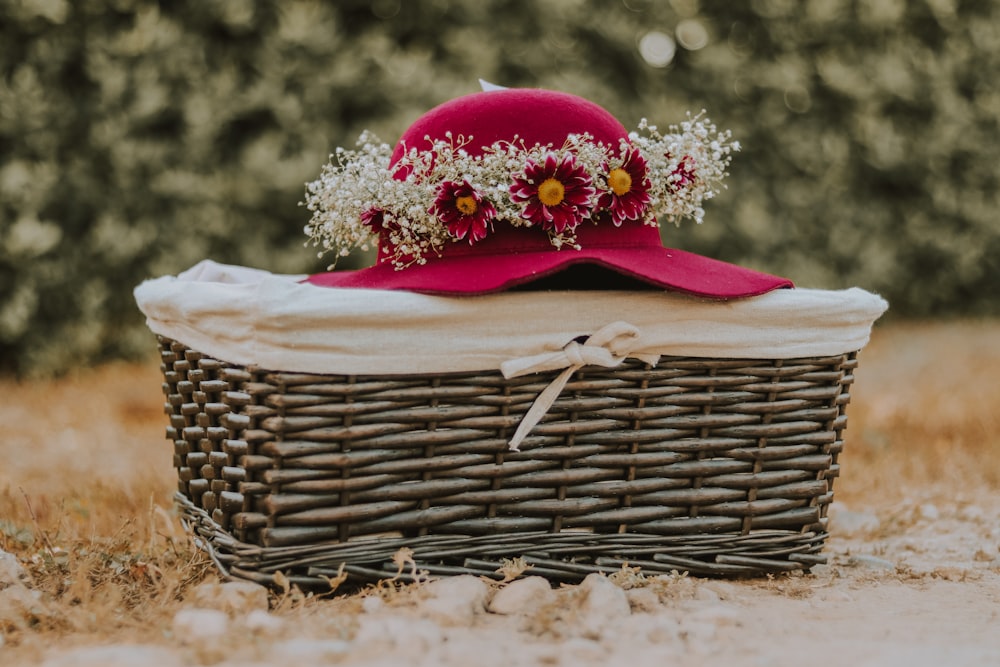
[158, 336, 857, 588]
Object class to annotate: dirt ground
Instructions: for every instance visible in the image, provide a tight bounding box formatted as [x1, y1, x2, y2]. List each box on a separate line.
[2, 319, 999, 666]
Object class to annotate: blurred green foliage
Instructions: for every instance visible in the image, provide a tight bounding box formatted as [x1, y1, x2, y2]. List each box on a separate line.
[1, 0, 997, 375]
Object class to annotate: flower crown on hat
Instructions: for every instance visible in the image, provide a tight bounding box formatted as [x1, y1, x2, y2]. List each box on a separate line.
[304, 112, 739, 270]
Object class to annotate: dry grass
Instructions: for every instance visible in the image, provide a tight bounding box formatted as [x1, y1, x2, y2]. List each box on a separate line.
[1, 320, 998, 659]
[839, 319, 1000, 504]
[0, 360, 209, 656]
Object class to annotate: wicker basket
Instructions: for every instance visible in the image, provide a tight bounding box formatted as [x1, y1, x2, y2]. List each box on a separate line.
[158, 334, 858, 589]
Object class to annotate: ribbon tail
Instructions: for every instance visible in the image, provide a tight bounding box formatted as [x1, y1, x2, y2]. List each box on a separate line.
[508, 365, 580, 451]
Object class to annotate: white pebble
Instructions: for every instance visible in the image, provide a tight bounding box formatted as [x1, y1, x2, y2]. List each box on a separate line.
[0, 550, 28, 588]
[809, 563, 834, 577]
[419, 575, 488, 624]
[243, 609, 285, 634]
[488, 576, 554, 615]
[693, 585, 722, 603]
[361, 594, 385, 614]
[574, 573, 631, 639]
[172, 608, 230, 642]
[919, 503, 941, 521]
[354, 614, 443, 652]
[701, 580, 742, 601]
[187, 580, 269, 615]
[624, 587, 661, 613]
[959, 505, 986, 522]
[619, 612, 681, 644]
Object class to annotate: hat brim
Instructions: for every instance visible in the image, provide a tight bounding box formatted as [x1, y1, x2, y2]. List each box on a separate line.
[305, 245, 792, 299]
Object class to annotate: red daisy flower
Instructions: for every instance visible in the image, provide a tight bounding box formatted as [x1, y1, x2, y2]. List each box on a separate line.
[669, 155, 697, 191]
[361, 207, 412, 263]
[597, 146, 651, 226]
[429, 179, 497, 243]
[509, 152, 596, 233]
[360, 207, 397, 233]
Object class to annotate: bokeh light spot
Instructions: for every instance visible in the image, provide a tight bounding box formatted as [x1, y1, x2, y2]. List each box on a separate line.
[676, 19, 709, 50]
[639, 31, 676, 68]
[784, 85, 812, 113]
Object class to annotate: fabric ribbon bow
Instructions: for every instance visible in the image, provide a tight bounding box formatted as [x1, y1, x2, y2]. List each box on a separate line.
[500, 321, 660, 451]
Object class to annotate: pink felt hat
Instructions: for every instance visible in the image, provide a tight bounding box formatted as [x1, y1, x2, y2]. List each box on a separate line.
[303, 88, 792, 298]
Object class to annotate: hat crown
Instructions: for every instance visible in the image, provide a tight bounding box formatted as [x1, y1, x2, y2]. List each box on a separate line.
[390, 89, 630, 170]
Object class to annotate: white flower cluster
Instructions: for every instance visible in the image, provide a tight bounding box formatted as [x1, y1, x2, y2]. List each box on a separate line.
[631, 113, 741, 226]
[303, 113, 738, 270]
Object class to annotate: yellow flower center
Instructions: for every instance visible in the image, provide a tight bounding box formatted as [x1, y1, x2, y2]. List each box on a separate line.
[608, 168, 632, 196]
[455, 195, 478, 215]
[537, 178, 565, 206]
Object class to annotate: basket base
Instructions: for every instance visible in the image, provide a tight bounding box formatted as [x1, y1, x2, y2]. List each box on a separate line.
[176, 493, 827, 590]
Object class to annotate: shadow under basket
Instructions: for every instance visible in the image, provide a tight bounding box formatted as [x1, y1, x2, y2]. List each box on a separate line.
[158, 335, 858, 589]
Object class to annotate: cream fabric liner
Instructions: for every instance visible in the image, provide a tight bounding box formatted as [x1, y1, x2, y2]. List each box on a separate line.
[134, 260, 888, 376]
